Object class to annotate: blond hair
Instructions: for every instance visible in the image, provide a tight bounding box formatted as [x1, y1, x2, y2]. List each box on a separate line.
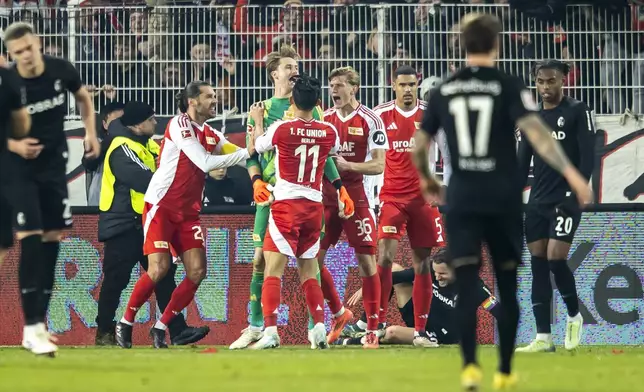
[3, 22, 35, 43]
[266, 44, 300, 83]
[328, 66, 360, 87]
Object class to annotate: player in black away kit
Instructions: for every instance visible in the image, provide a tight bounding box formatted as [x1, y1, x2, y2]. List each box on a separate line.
[0, 64, 31, 265]
[516, 60, 595, 354]
[3, 22, 100, 356]
[341, 249, 502, 346]
[414, 14, 593, 391]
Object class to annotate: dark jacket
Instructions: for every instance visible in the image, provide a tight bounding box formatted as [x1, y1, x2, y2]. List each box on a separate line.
[97, 119, 155, 242]
[202, 165, 253, 207]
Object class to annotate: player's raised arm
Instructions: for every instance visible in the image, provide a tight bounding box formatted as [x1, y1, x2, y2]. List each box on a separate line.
[171, 118, 250, 173]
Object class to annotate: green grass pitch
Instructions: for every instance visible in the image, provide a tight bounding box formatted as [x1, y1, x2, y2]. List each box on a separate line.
[1, 345, 642, 392]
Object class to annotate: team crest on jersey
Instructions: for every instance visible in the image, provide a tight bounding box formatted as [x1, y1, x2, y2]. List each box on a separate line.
[348, 127, 364, 136]
[206, 136, 217, 145]
[414, 122, 421, 130]
[181, 129, 192, 139]
[54, 79, 62, 92]
[557, 116, 565, 128]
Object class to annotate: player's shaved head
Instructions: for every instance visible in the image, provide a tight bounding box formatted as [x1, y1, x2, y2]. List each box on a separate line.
[460, 13, 501, 55]
[292, 74, 321, 111]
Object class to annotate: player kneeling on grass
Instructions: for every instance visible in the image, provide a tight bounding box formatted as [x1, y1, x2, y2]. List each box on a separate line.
[250, 74, 354, 350]
[115, 81, 254, 348]
[341, 248, 501, 346]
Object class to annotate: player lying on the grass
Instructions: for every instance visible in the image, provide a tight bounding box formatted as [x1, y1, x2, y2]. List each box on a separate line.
[372, 65, 445, 348]
[250, 73, 351, 350]
[115, 81, 254, 349]
[516, 60, 594, 353]
[318, 66, 388, 347]
[230, 45, 351, 350]
[340, 248, 501, 346]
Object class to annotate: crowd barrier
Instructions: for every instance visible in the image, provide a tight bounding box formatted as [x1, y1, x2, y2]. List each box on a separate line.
[0, 207, 642, 346]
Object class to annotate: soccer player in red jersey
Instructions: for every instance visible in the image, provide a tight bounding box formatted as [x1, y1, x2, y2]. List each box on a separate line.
[115, 81, 254, 348]
[320, 66, 388, 348]
[250, 74, 353, 350]
[372, 65, 444, 347]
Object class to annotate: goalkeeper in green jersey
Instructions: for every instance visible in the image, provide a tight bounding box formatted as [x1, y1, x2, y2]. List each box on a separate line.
[229, 45, 351, 350]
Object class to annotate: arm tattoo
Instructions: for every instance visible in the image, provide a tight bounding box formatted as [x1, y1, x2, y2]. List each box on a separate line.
[517, 114, 572, 174]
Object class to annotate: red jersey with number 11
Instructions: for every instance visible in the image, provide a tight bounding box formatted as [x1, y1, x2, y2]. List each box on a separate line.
[374, 99, 427, 203]
[255, 118, 340, 203]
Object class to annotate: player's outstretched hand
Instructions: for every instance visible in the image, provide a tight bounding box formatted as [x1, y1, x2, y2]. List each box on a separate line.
[347, 288, 363, 307]
[249, 101, 264, 130]
[9, 137, 43, 159]
[84, 134, 101, 159]
[332, 155, 352, 172]
[338, 186, 355, 219]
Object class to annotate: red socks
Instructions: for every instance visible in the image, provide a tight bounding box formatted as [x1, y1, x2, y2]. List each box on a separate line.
[262, 276, 281, 328]
[320, 266, 343, 315]
[123, 273, 156, 323]
[302, 278, 325, 324]
[377, 265, 392, 324]
[362, 273, 381, 330]
[159, 278, 199, 326]
[413, 272, 433, 332]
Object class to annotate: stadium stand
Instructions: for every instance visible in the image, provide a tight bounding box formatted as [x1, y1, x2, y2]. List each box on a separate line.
[0, 1, 639, 119]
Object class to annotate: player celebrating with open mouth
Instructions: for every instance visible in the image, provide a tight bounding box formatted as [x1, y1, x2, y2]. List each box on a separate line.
[319, 66, 388, 348]
[115, 81, 253, 348]
[249, 74, 352, 350]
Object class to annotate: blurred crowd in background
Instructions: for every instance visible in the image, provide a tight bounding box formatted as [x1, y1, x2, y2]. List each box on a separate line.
[0, 0, 640, 117]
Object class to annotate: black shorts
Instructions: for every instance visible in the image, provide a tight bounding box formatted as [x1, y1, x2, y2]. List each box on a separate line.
[0, 191, 13, 249]
[398, 300, 458, 345]
[4, 156, 71, 232]
[524, 202, 581, 244]
[446, 210, 523, 267]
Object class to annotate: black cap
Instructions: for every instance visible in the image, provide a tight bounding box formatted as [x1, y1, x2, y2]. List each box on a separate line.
[121, 101, 155, 126]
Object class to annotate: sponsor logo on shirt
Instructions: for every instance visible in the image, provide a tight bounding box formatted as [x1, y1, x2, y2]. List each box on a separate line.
[26, 93, 65, 114]
[348, 126, 364, 136]
[181, 129, 192, 139]
[154, 241, 169, 249]
[392, 138, 415, 152]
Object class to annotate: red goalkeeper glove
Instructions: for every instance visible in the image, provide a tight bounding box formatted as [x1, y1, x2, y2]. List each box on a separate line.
[337, 186, 355, 219]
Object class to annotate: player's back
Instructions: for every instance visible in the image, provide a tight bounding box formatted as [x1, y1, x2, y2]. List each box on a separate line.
[428, 67, 525, 214]
[145, 114, 222, 217]
[258, 118, 339, 203]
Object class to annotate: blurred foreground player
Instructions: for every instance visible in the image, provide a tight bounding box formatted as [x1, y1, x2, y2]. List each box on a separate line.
[250, 74, 350, 350]
[373, 65, 445, 348]
[319, 66, 388, 346]
[0, 63, 31, 265]
[516, 60, 595, 353]
[3, 22, 100, 356]
[115, 81, 254, 348]
[417, 14, 593, 391]
[342, 249, 501, 346]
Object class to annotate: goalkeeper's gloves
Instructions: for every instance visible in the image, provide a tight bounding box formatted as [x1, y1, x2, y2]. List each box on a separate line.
[337, 185, 355, 219]
[253, 176, 274, 206]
